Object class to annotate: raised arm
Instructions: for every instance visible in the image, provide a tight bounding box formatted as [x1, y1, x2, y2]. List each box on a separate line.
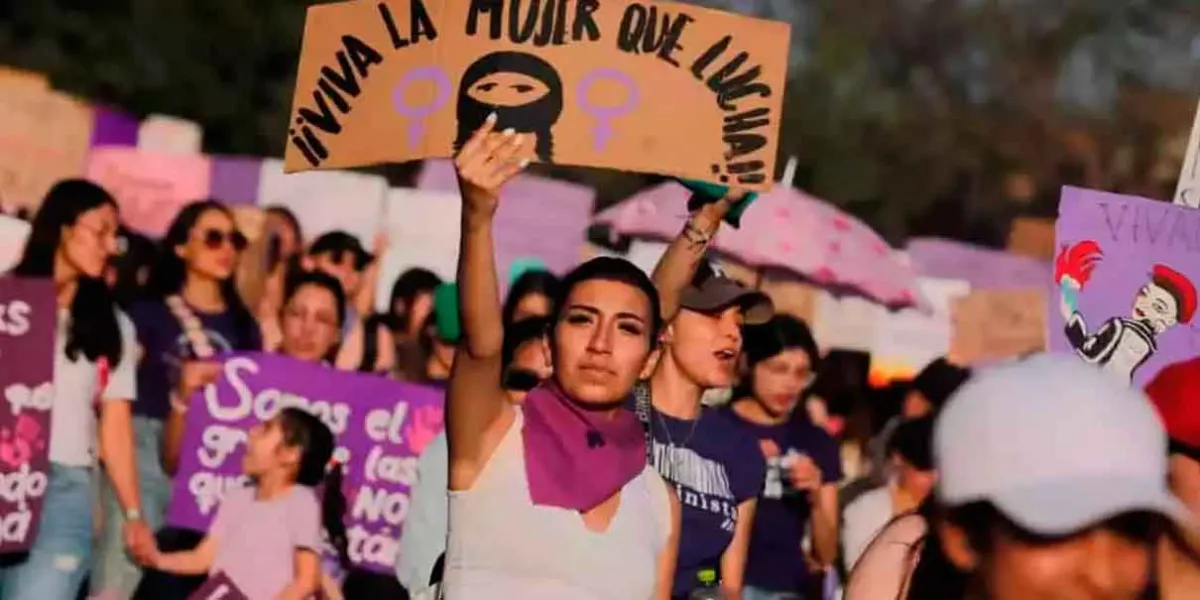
[651, 191, 745, 322]
[447, 114, 529, 488]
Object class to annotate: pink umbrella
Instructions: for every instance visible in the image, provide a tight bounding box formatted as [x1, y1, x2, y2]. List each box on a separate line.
[594, 182, 924, 309]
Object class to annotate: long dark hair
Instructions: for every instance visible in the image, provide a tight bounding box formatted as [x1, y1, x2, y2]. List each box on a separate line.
[503, 270, 561, 327]
[144, 200, 258, 348]
[276, 407, 349, 568]
[388, 267, 442, 333]
[14, 179, 123, 364]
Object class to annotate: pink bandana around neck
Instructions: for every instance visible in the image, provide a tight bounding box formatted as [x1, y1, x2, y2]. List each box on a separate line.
[521, 382, 646, 512]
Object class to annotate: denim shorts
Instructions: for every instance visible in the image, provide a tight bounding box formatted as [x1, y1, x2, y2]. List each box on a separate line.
[0, 464, 94, 600]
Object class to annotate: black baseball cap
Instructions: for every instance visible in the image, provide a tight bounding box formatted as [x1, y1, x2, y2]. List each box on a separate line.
[679, 260, 773, 325]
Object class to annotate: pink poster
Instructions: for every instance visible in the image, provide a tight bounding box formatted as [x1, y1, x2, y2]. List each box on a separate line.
[86, 147, 211, 237]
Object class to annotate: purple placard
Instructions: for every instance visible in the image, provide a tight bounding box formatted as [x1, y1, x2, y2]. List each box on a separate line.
[1050, 187, 1200, 387]
[187, 572, 249, 600]
[906, 237, 1051, 289]
[167, 352, 444, 573]
[208, 157, 263, 206]
[0, 278, 56, 554]
[90, 106, 139, 148]
[417, 159, 595, 282]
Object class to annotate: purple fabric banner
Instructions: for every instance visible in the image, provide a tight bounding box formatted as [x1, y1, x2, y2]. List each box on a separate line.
[906, 237, 1050, 289]
[1050, 187, 1200, 387]
[89, 106, 139, 148]
[167, 352, 445, 573]
[209, 157, 263, 206]
[417, 159, 595, 280]
[0, 278, 56, 553]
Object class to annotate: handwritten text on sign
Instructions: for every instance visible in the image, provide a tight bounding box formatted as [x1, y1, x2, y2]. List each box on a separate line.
[285, 0, 790, 190]
[0, 278, 57, 554]
[167, 353, 444, 572]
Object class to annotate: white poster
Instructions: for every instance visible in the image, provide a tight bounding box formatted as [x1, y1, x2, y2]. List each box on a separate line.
[137, 114, 203, 155]
[256, 158, 387, 246]
[812, 292, 881, 354]
[373, 188, 461, 312]
[0, 215, 30, 274]
[870, 277, 970, 374]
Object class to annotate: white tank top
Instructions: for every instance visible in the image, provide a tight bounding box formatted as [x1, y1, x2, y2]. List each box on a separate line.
[443, 408, 672, 599]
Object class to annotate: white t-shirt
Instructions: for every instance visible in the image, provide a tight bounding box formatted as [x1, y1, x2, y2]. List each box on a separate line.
[49, 308, 137, 466]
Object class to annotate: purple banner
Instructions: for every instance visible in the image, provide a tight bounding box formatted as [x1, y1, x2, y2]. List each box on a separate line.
[0, 278, 56, 553]
[167, 352, 445, 573]
[417, 159, 596, 280]
[90, 106, 139, 148]
[906, 237, 1050, 289]
[187, 572, 249, 600]
[209, 157, 263, 206]
[1050, 187, 1200, 387]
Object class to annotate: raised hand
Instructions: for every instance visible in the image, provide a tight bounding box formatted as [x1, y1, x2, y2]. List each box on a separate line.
[453, 111, 529, 219]
[174, 361, 222, 409]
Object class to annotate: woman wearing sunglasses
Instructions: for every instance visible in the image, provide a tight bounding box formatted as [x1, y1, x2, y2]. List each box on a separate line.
[93, 200, 262, 599]
[726, 315, 841, 600]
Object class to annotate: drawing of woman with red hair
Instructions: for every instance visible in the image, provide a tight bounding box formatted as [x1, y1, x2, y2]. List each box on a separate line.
[1056, 240, 1197, 382]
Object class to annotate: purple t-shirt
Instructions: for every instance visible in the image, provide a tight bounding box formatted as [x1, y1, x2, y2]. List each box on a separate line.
[639, 402, 766, 594]
[210, 485, 322, 600]
[129, 299, 261, 420]
[727, 408, 842, 593]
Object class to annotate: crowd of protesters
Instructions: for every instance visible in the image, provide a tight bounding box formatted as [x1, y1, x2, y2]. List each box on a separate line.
[1, 117, 1200, 600]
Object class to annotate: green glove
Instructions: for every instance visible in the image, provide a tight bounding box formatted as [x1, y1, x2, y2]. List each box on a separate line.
[678, 178, 760, 228]
[433, 283, 461, 343]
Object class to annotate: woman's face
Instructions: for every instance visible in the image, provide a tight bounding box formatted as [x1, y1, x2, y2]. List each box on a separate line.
[265, 212, 300, 259]
[513, 291, 552, 322]
[60, 203, 120, 279]
[313, 251, 362, 298]
[243, 417, 297, 478]
[549, 279, 656, 405]
[280, 283, 342, 363]
[399, 290, 434, 338]
[512, 337, 552, 380]
[176, 208, 243, 282]
[943, 514, 1160, 600]
[751, 348, 814, 417]
[666, 307, 743, 389]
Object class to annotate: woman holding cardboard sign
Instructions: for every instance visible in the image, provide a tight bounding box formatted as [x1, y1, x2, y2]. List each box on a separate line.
[443, 113, 680, 599]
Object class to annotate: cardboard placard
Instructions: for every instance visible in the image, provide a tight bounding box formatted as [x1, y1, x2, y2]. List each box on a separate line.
[284, 0, 790, 189]
[168, 353, 444, 573]
[1006, 216, 1055, 261]
[0, 278, 57, 554]
[0, 88, 93, 214]
[187, 572, 249, 600]
[1049, 187, 1200, 386]
[950, 288, 1046, 366]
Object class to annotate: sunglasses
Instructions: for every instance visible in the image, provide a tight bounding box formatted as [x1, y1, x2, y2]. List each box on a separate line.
[200, 229, 248, 252]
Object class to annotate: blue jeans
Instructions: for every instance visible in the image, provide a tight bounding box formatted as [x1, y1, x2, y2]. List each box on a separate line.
[0, 465, 93, 600]
[743, 587, 804, 600]
[91, 417, 173, 600]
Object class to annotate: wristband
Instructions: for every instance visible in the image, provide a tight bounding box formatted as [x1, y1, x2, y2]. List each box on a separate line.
[169, 394, 189, 415]
[125, 508, 142, 521]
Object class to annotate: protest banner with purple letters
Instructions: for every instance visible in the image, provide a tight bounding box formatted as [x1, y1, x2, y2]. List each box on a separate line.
[1050, 187, 1200, 387]
[0, 278, 56, 553]
[167, 352, 444, 572]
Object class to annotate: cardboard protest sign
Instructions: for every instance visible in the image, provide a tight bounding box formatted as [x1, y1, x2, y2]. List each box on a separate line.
[1049, 187, 1200, 387]
[0, 278, 57, 553]
[187, 572, 249, 600]
[285, 0, 790, 189]
[167, 353, 444, 573]
[1007, 216, 1055, 261]
[949, 289, 1046, 366]
[871, 277, 970, 380]
[0, 87, 93, 214]
[86, 148, 212, 237]
[138, 114, 204, 155]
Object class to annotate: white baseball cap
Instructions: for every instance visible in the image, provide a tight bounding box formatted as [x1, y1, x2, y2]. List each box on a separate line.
[935, 353, 1193, 536]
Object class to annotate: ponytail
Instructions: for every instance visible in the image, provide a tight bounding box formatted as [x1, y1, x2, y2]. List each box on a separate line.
[323, 461, 350, 569]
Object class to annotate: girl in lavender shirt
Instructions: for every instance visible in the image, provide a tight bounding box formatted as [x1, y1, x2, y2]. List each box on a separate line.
[144, 408, 347, 600]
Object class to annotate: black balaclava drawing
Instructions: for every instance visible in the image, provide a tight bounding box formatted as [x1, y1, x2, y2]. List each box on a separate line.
[454, 51, 563, 163]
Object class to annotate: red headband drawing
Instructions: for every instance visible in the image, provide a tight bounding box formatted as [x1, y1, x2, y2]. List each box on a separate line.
[1151, 264, 1197, 324]
[1055, 240, 1104, 287]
